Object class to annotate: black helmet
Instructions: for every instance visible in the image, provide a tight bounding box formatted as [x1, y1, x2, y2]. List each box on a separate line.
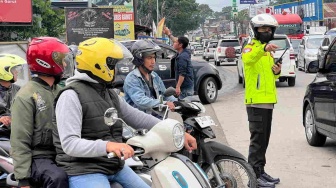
[131, 40, 161, 67]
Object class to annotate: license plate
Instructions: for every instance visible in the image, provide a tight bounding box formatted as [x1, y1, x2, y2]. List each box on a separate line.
[195, 116, 215, 128]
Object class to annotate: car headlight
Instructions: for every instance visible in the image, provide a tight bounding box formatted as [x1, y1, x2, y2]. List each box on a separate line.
[173, 123, 185, 150]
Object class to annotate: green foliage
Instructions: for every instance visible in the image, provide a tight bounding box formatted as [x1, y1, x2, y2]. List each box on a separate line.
[0, 0, 65, 41]
[137, 0, 201, 36]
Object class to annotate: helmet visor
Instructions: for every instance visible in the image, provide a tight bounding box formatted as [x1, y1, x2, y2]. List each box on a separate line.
[111, 39, 134, 66]
[63, 53, 75, 78]
[52, 52, 74, 76]
[10, 65, 24, 82]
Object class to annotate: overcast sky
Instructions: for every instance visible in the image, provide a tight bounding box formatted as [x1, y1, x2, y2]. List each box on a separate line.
[195, 0, 260, 12]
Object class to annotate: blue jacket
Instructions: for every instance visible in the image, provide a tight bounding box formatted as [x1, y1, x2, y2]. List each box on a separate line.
[123, 68, 177, 114]
[174, 49, 194, 89]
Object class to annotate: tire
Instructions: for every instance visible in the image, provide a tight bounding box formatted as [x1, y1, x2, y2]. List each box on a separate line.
[199, 77, 218, 104]
[304, 61, 309, 73]
[203, 156, 257, 188]
[288, 77, 295, 87]
[206, 58, 209, 62]
[215, 61, 220, 66]
[237, 67, 243, 84]
[305, 105, 326, 146]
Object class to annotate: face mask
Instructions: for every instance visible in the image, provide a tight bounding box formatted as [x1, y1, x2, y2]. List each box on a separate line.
[258, 32, 273, 43]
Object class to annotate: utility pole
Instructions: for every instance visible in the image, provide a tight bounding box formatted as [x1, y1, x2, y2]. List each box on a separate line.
[157, 0, 159, 27]
[232, 0, 238, 36]
[88, 0, 92, 7]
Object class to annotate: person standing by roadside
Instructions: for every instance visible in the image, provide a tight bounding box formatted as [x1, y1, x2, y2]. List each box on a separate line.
[163, 26, 194, 99]
[242, 14, 281, 188]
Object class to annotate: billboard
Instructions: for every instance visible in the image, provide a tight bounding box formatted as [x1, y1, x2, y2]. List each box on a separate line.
[274, 0, 323, 21]
[113, 12, 134, 40]
[240, 0, 258, 4]
[65, 8, 114, 45]
[0, 0, 32, 25]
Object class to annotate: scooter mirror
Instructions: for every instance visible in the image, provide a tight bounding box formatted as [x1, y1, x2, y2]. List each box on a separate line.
[104, 108, 119, 126]
[164, 87, 176, 97]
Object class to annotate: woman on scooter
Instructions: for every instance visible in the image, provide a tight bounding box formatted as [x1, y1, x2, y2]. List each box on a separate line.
[123, 40, 177, 119]
[54, 37, 197, 188]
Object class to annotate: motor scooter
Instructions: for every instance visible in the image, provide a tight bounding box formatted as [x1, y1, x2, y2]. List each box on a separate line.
[158, 87, 257, 188]
[104, 107, 212, 188]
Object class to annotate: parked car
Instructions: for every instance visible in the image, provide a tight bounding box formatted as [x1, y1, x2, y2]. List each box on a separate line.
[193, 45, 203, 56]
[117, 40, 223, 104]
[291, 39, 301, 67]
[203, 40, 217, 61]
[237, 34, 296, 87]
[302, 36, 336, 146]
[213, 38, 241, 66]
[325, 28, 336, 35]
[317, 34, 336, 67]
[297, 35, 324, 73]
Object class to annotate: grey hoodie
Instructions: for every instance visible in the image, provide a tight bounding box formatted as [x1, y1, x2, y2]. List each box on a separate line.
[55, 70, 161, 158]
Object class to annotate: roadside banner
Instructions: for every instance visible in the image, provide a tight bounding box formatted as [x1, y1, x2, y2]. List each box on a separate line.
[65, 8, 114, 45]
[157, 17, 165, 38]
[0, 0, 32, 25]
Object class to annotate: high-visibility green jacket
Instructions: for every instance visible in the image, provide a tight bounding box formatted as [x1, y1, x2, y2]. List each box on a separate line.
[242, 38, 280, 105]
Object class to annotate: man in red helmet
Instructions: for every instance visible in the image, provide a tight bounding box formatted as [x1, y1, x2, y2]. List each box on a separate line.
[10, 37, 71, 188]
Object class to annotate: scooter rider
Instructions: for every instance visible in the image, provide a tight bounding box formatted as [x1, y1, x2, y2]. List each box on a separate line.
[53, 37, 197, 188]
[242, 14, 281, 188]
[0, 54, 26, 128]
[10, 37, 71, 188]
[124, 40, 177, 119]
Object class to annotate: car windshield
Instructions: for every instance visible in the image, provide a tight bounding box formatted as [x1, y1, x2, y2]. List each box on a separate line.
[209, 42, 217, 48]
[220, 40, 239, 47]
[325, 29, 336, 35]
[306, 38, 323, 49]
[269, 38, 289, 50]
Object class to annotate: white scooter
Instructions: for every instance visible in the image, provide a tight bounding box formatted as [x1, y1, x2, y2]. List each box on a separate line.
[104, 107, 212, 188]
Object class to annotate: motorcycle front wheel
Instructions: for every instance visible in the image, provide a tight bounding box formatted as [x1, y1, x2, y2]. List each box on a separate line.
[203, 156, 257, 188]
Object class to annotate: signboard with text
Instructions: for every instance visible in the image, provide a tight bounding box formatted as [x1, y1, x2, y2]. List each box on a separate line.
[65, 8, 114, 45]
[0, 0, 32, 25]
[274, 0, 323, 21]
[114, 12, 134, 40]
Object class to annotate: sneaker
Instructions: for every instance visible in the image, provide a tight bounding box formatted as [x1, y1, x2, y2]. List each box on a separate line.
[257, 178, 275, 188]
[261, 172, 280, 184]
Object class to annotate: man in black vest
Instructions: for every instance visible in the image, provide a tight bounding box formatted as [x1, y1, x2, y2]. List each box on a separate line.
[54, 37, 197, 188]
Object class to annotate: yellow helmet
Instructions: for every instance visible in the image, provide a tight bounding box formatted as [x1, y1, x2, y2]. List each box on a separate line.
[76, 37, 133, 82]
[0, 54, 26, 82]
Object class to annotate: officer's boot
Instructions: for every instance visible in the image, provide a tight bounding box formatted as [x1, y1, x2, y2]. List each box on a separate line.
[260, 167, 280, 184]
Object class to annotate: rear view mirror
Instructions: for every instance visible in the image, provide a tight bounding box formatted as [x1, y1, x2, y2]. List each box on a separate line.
[321, 46, 329, 51]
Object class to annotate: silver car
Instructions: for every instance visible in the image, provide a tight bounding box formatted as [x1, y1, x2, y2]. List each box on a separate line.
[297, 35, 324, 73]
[317, 35, 336, 66]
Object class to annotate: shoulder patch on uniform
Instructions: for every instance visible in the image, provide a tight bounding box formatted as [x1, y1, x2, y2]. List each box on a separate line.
[243, 48, 252, 53]
[33, 92, 47, 112]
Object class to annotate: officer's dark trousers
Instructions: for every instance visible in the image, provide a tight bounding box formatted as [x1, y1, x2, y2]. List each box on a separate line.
[30, 158, 69, 188]
[246, 107, 273, 178]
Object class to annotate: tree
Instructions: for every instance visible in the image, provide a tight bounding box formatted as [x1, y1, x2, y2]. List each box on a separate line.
[197, 4, 214, 37]
[0, 0, 65, 41]
[136, 0, 200, 36]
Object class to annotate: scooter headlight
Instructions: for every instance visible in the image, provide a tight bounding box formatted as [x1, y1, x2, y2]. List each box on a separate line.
[173, 123, 185, 150]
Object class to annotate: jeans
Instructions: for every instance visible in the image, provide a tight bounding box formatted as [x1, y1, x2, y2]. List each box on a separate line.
[179, 87, 194, 100]
[68, 166, 150, 188]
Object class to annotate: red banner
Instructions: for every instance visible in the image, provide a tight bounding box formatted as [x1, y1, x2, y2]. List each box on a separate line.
[114, 12, 134, 22]
[0, 0, 32, 24]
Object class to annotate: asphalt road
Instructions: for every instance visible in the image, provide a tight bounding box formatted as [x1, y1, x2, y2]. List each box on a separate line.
[191, 56, 336, 188]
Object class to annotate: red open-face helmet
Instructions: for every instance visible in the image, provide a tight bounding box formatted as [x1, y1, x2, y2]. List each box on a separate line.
[27, 37, 70, 76]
